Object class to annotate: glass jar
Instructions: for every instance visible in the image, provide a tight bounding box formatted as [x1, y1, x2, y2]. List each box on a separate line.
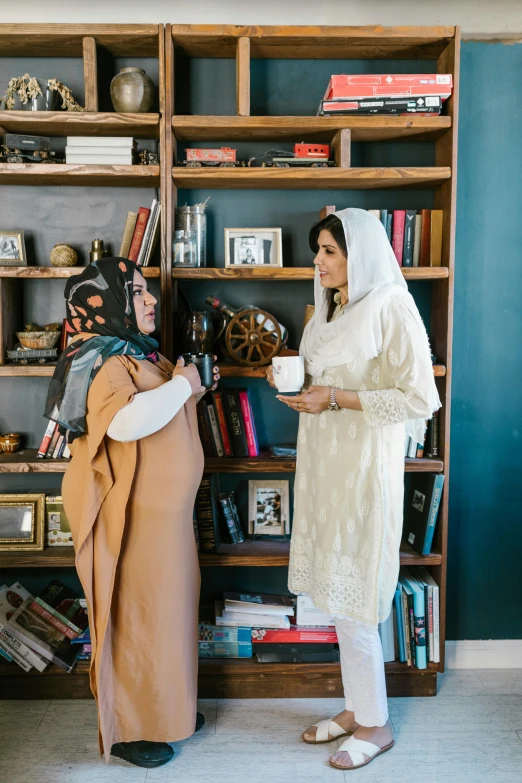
[173, 230, 197, 267]
[176, 205, 207, 267]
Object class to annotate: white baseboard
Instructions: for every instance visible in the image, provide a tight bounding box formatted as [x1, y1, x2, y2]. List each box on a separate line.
[445, 640, 522, 669]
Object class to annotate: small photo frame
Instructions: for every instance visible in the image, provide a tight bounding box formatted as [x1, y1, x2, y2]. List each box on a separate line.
[225, 228, 282, 268]
[248, 479, 290, 537]
[0, 230, 27, 267]
[0, 494, 45, 552]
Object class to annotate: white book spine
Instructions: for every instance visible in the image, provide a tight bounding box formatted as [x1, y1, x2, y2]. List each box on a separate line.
[63, 442, 71, 459]
[206, 405, 224, 457]
[65, 146, 135, 155]
[0, 623, 47, 671]
[65, 155, 134, 165]
[432, 586, 440, 663]
[66, 136, 135, 147]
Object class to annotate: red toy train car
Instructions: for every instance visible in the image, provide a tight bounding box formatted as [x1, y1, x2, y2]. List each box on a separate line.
[183, 147, 241, 167]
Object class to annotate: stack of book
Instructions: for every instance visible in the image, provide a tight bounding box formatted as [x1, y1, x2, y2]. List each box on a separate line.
[198, 620, 252, 659]
[197, 388, 259, 458]
[318, 74, 452, 116]
[216, 593, 295, 630]
[0, 580, 88, 673]
[119, 198, 161, 267]
[37, 421, 70, 460]
[367, 208, 443, 267]
[65, 136, 136, 165]
[193, 475, 244, 552]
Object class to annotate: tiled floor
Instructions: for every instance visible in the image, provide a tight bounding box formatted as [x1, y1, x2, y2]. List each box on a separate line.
[1, 669, 522, 783]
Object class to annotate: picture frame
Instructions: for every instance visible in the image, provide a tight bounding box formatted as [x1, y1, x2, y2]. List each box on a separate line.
[248, 479, 290, 537]
[224, 228, 282, 268]
[0, 494, 45, 552]
[0, 230, 27, 267]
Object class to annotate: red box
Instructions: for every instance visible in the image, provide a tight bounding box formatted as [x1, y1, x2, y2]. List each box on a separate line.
[324, 74, 452, 101]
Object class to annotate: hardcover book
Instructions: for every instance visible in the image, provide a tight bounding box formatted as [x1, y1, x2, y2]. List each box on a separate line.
[32, 579, 88, 639]
[252, 626, 338, 644]
[196, 399, 216, 457]
[223, 389, 249, 457]
[212, 392, 233, 456]
[403, 473, 445, 555]
[400, 568, 427, 670]
[0, 585, 48, 671]
[392, 209, 406, 265]
[224, 593, 294, 616]
[402, 210, 417, 267]
[194, 475, 221, 553]
[128, 207, 151, 263]
[256, 650, 340, 663]
[218, 492, 244, 544]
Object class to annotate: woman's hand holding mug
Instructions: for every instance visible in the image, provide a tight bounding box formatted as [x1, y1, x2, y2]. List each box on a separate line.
[266, 365, 276, 388]
[173, 357, 206, 396]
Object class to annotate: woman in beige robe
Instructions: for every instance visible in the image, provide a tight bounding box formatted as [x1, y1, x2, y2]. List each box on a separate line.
[45, 258, 218, 768]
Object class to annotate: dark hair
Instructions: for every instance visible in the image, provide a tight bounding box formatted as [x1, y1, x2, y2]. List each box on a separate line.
[309, 214, 348, 322]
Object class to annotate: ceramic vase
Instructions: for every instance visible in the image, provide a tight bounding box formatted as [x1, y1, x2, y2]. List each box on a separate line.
[110, 67, 154, 113]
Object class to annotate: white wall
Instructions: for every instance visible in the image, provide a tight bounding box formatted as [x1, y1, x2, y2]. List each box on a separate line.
[1, 0, 521, 38]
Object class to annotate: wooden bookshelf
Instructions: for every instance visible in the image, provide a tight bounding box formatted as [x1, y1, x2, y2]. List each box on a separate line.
[172, 166, 450, 190]
[0, 23, 458, 701]
[173, 115, 452, 142]
[171, 266, 449, 281]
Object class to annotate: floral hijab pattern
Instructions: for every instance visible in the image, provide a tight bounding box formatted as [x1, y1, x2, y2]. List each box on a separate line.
[44, 258, 159, 439]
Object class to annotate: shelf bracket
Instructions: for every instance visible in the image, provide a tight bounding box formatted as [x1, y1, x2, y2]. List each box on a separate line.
[236, 37, 250, 117]
[82, 36, 98, 112]
[331, 129, 351, 168]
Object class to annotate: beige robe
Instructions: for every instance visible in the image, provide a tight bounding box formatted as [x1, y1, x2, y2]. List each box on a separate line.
[288, 295, 435, 625]
[62, 354, 203, 757]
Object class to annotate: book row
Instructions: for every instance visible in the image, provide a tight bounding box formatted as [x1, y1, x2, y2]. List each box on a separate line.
[368, 208, 443, 267]
[118, 197, 161, 266]
[197, 388, 259, 458]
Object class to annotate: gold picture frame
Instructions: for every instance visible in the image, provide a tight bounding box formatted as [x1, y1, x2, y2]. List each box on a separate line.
[224, 227, 283, 268]
[248, 479, 290, 536]
[0, 494, 45, 551]
[0, 230, 27, 266]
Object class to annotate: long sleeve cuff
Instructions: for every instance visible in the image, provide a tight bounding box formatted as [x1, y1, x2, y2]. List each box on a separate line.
[358, 388, 408, 428]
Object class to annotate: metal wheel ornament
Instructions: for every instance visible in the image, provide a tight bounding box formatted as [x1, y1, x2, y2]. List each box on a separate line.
[225, 308, 284, 366]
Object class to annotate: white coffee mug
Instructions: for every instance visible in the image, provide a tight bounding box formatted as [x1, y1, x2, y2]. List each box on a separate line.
[272, 356, 305, 393]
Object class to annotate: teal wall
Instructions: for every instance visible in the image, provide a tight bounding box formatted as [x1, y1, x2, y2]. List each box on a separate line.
[447, 42, 522, 640]
[1, 44, 520, 640]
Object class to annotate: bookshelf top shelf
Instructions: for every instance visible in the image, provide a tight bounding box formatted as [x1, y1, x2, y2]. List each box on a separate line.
[0, 111, 161, 139]
[0, 24, 160, 56]
[172, 167, 451, 190]
[170, 24, 455, 59]
[172, 115, 452, 143]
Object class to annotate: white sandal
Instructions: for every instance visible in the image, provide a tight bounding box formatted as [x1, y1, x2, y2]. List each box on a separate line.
[302, 718, 353, 745]
[329, 735, 394, 770]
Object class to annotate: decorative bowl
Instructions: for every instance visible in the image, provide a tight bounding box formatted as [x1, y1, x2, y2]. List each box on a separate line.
[16, 331, 60, 350]
[0, 433, 21, 453]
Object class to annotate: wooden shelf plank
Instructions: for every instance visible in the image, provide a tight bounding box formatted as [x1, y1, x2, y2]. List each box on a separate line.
[0, 365, 57, 377]
[173, 115, 452, 143]
[0, 25, 160, 56]
[171, 24, 454, 59]
[0, 164, 160, 187]
[172, 166, 451, 190]
[0, 449, 443, 474]
[0, 450, 69, 473]
[172, 266, 449, 281]
[0, 547, 75, 569]
[0, 266, 160, 279]
[0, 111, 160, 139]
[218, 363, 445, 378]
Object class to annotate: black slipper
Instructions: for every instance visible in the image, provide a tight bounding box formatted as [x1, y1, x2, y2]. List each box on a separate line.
[196, 712, 205, 732]
[111, 741, 174, 768]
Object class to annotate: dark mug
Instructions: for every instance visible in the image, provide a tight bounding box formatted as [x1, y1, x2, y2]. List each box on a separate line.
[181, 352, 214, 391]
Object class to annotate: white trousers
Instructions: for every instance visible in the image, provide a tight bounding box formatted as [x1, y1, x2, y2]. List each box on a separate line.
[334, 616, 389, 727]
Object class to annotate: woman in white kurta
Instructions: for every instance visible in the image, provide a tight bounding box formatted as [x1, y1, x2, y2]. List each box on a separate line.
[271, 209, 440, 771]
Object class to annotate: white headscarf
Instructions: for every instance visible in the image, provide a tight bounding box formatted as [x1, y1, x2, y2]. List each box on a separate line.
[300, 207, 440, 440]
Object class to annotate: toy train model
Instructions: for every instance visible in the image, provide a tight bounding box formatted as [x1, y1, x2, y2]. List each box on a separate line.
[0, 133, 64, 164]
[180, 143, 335, 168]
[7, 346, 58, 365]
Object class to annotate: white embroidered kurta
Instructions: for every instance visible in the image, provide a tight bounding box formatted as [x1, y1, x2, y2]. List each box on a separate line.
[288, 293, 436, 625]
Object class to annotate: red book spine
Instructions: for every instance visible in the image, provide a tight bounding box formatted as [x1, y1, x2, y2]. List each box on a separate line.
[419, 209, 432, 266]
[37, 421, 57, 458]
[29, 602, 76, 640]
[252, 628, 338, 643]
[392, 210, 406, 265]
[239, 391, 259, 457]
[128, 207, 150, 263]
[212, 393, 233, 456]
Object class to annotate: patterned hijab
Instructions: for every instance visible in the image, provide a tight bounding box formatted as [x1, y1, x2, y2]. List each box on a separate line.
[45, 258, 159, 438]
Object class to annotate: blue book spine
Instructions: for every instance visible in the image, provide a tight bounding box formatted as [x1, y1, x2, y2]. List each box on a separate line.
[422, 475, 445, 555]
[403, 574, 427, 670]
[393, 585, 406, 662]
[380, 209, 388, 231]
[386, 213, 393, 243]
